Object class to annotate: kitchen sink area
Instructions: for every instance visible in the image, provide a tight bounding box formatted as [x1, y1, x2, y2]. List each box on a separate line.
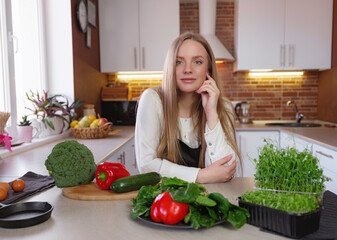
[265, 122, 322, 127]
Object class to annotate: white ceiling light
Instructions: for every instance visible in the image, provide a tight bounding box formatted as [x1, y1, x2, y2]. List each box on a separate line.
[199, 0, 234, 60]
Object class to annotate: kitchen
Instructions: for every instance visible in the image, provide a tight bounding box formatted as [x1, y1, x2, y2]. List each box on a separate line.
[0, 0, 337, 239]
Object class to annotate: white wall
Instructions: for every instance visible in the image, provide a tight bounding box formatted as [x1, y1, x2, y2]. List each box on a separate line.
[42, 0, 74, 101]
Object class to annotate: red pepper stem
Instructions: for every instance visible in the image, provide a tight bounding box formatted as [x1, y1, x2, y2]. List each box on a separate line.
[98, 171, 107, 182]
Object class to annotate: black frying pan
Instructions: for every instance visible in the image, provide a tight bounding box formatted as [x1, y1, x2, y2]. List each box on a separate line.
[0, 201, 53, 228]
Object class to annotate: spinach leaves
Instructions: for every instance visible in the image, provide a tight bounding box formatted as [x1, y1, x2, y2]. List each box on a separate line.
[130, 177, 250, 229]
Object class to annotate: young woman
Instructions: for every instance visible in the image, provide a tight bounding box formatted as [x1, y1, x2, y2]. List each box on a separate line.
[135, 32, 241, 183]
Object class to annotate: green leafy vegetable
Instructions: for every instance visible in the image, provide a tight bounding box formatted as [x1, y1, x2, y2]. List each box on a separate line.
[130, 185, 160, 219]
[254, 139, 329, 193]
[242, 139, 328, 215]
[45, 140, 97, 187]
[195, 195, 217, 207]
[227, 205, 250, 228]
[130, 177, 249, 229]
[170, 183, 201, 203]
[241, 190, 320, 214]
[208, 192, 230, 220]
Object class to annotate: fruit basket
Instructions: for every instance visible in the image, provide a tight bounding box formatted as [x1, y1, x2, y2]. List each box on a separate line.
[71, 122, 113, 139]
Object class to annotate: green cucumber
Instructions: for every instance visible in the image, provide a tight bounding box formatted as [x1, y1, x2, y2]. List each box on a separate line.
[110, 172, 161, 193]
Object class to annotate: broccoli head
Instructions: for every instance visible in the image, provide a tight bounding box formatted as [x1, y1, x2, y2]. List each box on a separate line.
[45, 140, 97, 187]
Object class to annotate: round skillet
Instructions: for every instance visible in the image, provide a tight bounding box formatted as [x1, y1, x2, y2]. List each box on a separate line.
[0, 201, 53, 228]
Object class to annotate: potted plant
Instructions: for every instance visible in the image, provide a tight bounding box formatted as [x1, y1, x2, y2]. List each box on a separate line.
[238, 139, 329, 238]
[25, 90, 84, 138]
[17, 115, 37, 143]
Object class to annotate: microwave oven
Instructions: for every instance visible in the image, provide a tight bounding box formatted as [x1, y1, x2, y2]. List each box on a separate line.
[101, 100, 138, 125]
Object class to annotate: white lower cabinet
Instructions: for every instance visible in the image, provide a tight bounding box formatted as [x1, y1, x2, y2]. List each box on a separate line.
[280, 131, 313, 152]
[313, 144, 337, 194]
[280, 131, 337, 194]
[104, 137, 139, 175]
[236, 130, 279, 177]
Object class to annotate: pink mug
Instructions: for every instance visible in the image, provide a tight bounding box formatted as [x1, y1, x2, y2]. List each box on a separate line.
[17, 126, 38, 143]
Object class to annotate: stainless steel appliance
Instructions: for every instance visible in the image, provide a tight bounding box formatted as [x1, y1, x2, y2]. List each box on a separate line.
[101, 100, 137, 125]
[235, 102, 252, 124]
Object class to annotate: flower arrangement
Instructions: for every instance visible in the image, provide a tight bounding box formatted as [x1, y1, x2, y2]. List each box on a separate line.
[26, 90, 84, 133]
[0, 111, 12, 152]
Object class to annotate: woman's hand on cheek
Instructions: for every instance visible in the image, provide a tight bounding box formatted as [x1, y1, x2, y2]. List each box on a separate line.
[196, 73, 220, 129]
[196, 154, 236, 184]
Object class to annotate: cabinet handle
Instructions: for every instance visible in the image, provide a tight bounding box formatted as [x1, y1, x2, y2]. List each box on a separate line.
[134, 48, 137, 69]
[288, 44, 295, 66]
[142, 47, 145, 69]
[280, 45, 285, 67]
[291, 44, 295, 66]
[288, 45, 291, 66]
[280, 45, 283, 66]
[9, 32, 19, 53]
[132, 146, 137, 168]
[117, 152, 126, 165]
[117, 154, 122, 163]
[122, 152, 126, 165]
[316, 151, 334, 159]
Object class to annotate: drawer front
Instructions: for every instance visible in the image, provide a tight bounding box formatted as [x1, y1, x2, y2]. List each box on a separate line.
[323, 169, 337, 195]
[313, 144, 337, 175]
[280, 132, 313, 152]
[313, 144, 337, 194]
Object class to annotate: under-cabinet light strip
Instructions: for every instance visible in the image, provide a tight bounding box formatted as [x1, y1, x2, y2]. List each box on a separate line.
[117, 74, 163, 79]
[249, 71, 304, 77]
[117, 71, 163, 79]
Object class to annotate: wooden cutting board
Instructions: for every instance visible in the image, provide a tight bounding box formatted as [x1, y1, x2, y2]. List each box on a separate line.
[62, 182, 138, 201]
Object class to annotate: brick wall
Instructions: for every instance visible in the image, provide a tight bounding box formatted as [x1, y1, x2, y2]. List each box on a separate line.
[219, 64, 319, 120]
[180, 1, 318, 120]
[113, 1, 319, 121]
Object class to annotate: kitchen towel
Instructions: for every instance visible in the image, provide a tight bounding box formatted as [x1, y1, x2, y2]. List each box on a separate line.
[302, 190, 337, 240]
[1, 171, 55, 204]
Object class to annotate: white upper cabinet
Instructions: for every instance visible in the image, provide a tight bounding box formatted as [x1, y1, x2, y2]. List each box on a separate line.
[99, 0, 180, 72]
[234, 0, 333, 71]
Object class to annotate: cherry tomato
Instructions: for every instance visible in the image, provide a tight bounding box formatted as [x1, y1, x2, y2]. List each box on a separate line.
[0, 187, 7, 201]
[0, 182, 10, 192]
[12, 179, 25, 192]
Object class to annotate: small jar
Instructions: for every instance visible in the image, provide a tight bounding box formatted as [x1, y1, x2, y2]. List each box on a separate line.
[83, 104, 96, 117]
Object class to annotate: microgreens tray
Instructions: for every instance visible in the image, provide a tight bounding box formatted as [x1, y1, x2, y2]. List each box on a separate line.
[238, 197, 322, 239]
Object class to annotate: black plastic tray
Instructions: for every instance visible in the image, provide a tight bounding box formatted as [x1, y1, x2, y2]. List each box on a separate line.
[238, 197, 322, 239]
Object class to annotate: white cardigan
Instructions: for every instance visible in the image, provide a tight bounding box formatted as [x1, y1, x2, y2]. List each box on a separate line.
[135, 88, 236, 182]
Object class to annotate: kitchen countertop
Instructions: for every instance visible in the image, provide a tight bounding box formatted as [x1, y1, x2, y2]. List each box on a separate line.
[0, 125, 288, 239]
[0, 177, 288, 240]
[0, 122, 336, 239]
[0, 126, 135, 179]
[235, 120, 337, 151]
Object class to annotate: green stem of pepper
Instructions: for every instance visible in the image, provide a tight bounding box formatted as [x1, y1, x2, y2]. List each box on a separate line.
[98, 171, 107, 182]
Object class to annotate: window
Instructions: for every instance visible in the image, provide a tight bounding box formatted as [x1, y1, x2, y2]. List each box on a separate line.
[0, 0, 46, 137]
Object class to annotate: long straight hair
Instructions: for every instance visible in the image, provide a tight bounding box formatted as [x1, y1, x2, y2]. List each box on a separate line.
[154, 32, 241, 169]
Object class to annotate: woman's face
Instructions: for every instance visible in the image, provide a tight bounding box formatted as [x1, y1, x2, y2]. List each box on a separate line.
[175, 39, 209, 94]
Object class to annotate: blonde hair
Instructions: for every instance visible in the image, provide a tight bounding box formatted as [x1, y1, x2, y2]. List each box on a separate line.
[154, 32, 241, 169]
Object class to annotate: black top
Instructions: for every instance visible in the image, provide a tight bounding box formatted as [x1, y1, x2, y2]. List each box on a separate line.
[178, 140, 201, 168]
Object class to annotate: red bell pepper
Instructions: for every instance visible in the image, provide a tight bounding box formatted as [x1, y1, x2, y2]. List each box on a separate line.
[151, 191, 189, 225]
[95, 162, 130, 190]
